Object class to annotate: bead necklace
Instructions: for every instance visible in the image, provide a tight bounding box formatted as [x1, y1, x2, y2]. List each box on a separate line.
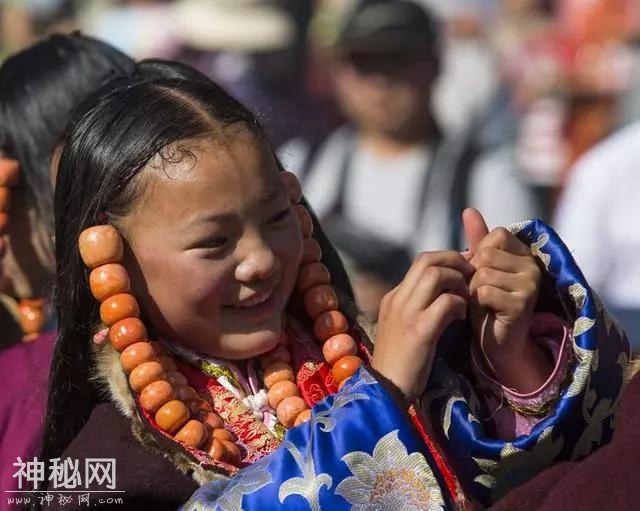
[0, 157, 46, 340]
[78, 171, 364, 466]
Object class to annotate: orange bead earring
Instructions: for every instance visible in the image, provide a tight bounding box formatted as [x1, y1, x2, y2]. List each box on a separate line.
[0, 158, 47, 341]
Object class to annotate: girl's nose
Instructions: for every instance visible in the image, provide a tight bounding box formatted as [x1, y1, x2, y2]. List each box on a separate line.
[235, 237, 278, 284]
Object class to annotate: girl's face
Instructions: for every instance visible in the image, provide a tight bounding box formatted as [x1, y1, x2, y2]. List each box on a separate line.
[120, 130, 303, 359]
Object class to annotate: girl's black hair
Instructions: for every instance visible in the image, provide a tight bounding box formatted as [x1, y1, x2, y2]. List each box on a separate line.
[0, 33, 134, 247]
[42, 63, 353, 479]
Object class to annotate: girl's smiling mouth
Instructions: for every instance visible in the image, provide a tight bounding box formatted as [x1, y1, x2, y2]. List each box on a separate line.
[234, 289, 273, 308]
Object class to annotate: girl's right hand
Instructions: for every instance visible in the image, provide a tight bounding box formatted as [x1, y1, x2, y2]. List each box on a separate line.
[371, 251, 474, 401]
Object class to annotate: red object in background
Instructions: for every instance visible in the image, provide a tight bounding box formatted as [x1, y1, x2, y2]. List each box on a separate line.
[558, 0, 640, 44]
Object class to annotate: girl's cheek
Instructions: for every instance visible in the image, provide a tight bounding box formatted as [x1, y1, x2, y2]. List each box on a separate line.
[183, 259, 232, 306]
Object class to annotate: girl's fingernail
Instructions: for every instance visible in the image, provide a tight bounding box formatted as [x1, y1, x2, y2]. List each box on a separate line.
[460, 250, 473, 261]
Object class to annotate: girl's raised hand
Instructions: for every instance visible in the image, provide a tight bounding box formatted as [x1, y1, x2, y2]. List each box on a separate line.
[372, 251, 474, 401]
[463, 208, 552, 392]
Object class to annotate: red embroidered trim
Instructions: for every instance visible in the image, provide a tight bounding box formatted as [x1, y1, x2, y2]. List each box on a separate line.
[409, 406, 462, 506]
[137, 313, 464, 506]
[137, 394, 240, 475]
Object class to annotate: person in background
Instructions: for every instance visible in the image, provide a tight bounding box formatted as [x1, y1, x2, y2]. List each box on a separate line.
[0, 33, 133, 511]
[171, 0, 335, 149]
[554, 121, 640, 348]
[281, 0, 537, 319]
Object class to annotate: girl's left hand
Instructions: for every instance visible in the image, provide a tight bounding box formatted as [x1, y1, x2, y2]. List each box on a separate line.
[463, 209, 552, 392]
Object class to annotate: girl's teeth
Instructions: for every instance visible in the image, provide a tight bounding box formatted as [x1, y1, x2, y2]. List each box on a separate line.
[238, 291, 271, 308]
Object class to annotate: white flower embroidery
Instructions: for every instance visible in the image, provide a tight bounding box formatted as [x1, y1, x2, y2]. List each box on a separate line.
[530, 233, 551, 269]
[565, 334, 599, 399]
[507, 219, 534, 235]
[573, 316, 596, 337]
[568, 283, 587, 311]
[422, 368, 482, 439]
[278, 440, 332, 511]
[315, 393, 370, 433]
[214, 460, 273, 511]
[572, 350, 628, 460]
[472, 427, 564, 499]
[336, 430, 445, 511]
[182, 458, 272, 511]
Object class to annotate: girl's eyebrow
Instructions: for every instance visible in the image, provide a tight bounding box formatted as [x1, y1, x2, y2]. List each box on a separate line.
[185, 211, 235, 228]
[185, 185, 285, 228]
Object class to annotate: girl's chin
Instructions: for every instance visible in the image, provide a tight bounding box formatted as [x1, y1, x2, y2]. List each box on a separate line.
[215, 328, 285, 361]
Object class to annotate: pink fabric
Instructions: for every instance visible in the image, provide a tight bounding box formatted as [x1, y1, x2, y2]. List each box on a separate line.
[0, 332, 55, 511]
[471, 313, 573, 440]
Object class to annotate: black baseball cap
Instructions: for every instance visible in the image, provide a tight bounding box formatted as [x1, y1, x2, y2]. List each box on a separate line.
[337, 0, 440, 53]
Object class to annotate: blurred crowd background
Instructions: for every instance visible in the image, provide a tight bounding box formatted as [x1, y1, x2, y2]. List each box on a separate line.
[2, 0, 639, 346]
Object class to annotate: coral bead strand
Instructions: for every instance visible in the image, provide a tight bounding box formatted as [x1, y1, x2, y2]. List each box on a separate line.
[0, 159, 45, 340]
[78, 225, 241, 462]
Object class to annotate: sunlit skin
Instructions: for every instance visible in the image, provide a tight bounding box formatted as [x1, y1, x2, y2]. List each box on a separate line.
[117, 129, 303, 359]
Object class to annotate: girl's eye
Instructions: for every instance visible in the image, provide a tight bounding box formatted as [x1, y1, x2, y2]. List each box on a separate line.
[268, 208, 291, 225]
[193, 237, 228, 250]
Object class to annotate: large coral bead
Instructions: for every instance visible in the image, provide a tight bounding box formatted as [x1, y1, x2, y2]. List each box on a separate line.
[78, 225, 124, 269]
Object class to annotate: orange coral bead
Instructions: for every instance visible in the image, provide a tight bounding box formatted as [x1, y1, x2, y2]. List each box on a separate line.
[0, 212, 8, 232]
[221, 440, 241, 464]
[165, 370, 188, 387]
[208, 438, 226, 461]
[100, 293, 140, 327]
[213, 428, 235, 442]
[129, 361, 166, 392]
[267, 380, 299, 409]
[263, 362, 295, 389]
[89, 263, 130, 302]
[293, 204, 313, 237]
[301, 238, 322, 264]
[18, 299, 46, 336]
[200, 412, 224, 430]
[175, 385, 200, 402]
[322, 334, 358, 365]
[140, 380, 174, 413]
[259, 344, 291, 369]
[294, 408, 312, 426]
[276, 396, 308, 428]
[313, 310, 348, 341]
[0, 187, 11, 212]
[297, 262, 330, 293]
[174, 420, 207, 448]
[280, 171, 303, 204]
[120, 341, 157, 374]
[109, 317, 147, 352]
[78, 225, 124, 270]
[155, 400, 189, 434]
[304, 284, 338, 319]
[332, 355, 362, 384]
[0, 159, 20, 187]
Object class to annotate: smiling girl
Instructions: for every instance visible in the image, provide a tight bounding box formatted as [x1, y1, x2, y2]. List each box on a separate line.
[38, 65, 628, 511]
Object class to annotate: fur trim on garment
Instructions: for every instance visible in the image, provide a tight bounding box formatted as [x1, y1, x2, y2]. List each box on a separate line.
[90, 342, 230, 487]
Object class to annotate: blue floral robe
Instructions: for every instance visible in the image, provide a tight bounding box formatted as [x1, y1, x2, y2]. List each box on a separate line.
[182, 220, 630, 510]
